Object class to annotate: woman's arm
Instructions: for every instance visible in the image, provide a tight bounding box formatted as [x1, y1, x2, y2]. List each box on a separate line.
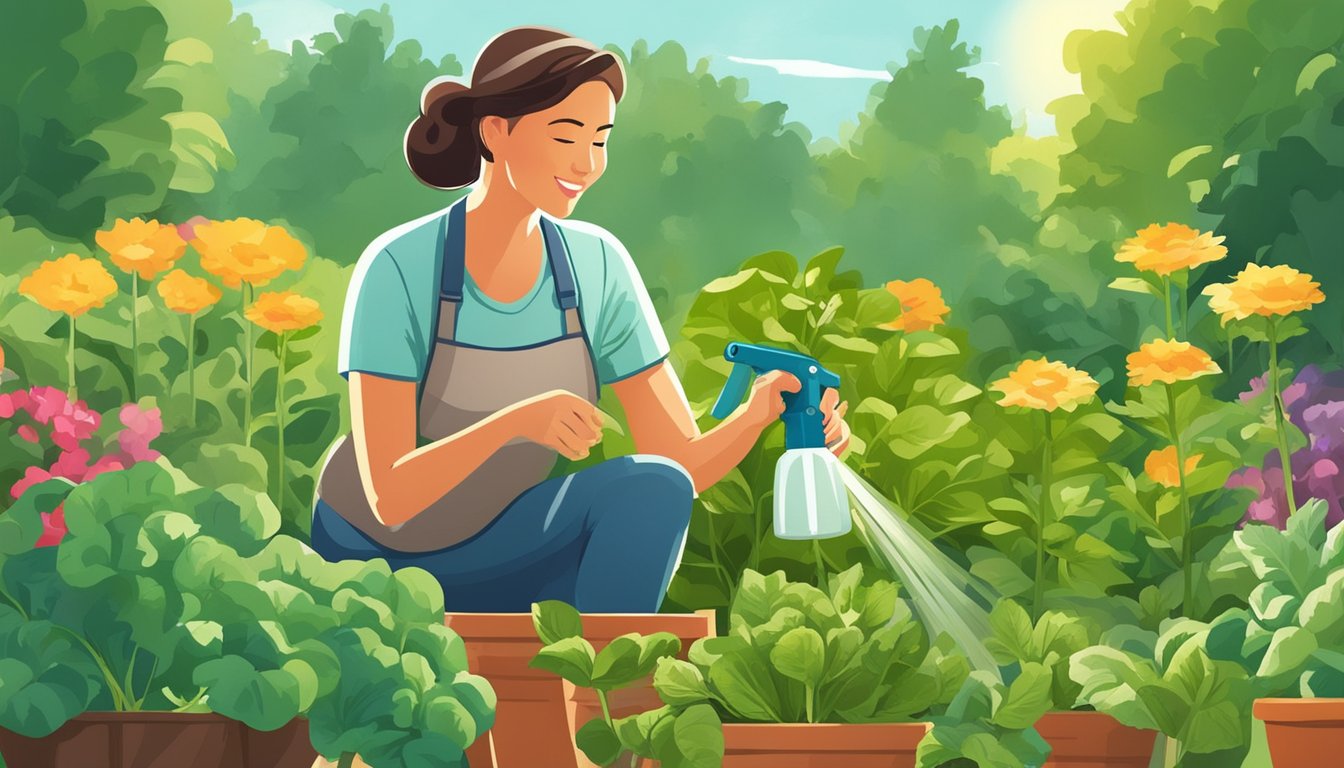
[350, 372, 518, 527]
[610, 360, 807, 494]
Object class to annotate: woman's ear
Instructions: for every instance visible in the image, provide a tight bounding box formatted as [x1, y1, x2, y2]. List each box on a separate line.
[478, 115, 506, 160]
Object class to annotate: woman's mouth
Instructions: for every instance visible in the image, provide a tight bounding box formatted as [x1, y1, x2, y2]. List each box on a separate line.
[555, 176, 584, 199]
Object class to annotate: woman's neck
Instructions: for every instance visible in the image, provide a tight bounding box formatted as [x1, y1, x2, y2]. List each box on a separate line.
[461, 165, 545, 301]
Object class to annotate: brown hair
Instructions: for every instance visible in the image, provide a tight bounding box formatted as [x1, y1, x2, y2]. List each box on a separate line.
[405, 26, 626, 190]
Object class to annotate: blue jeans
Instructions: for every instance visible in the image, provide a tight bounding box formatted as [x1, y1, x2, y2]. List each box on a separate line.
[310, 454, 695, 613]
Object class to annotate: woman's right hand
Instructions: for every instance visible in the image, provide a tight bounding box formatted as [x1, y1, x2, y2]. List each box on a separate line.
[509, 389, 604, 460]
[744, 370, 802, 430]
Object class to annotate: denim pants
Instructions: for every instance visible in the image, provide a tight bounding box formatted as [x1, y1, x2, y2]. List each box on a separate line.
[310, 454, 695, 613]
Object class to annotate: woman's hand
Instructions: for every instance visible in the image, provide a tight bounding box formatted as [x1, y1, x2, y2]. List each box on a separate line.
[744, 370, 802, 430]
[509, 389, 604, 460]
[820, 387, 851, 458]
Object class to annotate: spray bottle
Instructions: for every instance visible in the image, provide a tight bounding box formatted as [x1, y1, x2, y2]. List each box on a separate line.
[710, 342, 851, 540]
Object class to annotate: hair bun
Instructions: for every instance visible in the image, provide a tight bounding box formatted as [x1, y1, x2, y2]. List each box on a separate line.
[405, 77, 482, 189]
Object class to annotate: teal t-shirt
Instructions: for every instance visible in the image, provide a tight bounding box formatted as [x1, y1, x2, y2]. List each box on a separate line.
[337, 199, 671, 388]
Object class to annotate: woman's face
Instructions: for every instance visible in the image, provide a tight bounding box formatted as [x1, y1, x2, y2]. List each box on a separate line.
[480, 80, 615, 218]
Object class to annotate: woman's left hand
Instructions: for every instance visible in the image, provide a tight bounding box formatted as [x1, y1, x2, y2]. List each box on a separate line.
[821, 387, 851, 458]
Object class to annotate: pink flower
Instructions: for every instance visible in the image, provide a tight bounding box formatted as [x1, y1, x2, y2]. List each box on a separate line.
[176, 215, 210, 242]
[86, 455, 125, 482]
[34, 503, 67, 548]
[17, 424, 38, 443]
[50, 448, 92, 483]
[11, 465, 53, 500]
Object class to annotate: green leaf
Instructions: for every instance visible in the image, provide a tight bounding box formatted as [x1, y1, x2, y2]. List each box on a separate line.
[986, 599, 1035, 665]
[531, 600, 584, 646]
[1069, 646, 1160, 731]
[665, 703, 724, 768]
[770, 626, 825, 688]
[1108, 277, 1164, 298]
[529, 636, 596, 687]
[591, 635, 646, 690]
[1297, 53, 1337, 94]
[992, 661, 1052, 729]
[653, 658, 711, 706]
[821, 333, 878, 354]
[1256, 626, 1317, 678]
[575, 717, 622, 766]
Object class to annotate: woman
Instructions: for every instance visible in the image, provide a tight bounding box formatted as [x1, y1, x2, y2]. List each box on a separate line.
[311, 25, 851, 613]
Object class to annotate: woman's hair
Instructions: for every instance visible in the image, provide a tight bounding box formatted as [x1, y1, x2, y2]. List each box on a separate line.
[405, 26, 626, 190]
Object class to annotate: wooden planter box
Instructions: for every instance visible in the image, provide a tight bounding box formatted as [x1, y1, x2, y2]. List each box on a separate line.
[0, 713, 314, 768]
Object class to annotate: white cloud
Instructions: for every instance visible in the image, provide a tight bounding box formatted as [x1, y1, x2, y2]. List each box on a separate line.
[725, 55, 892, 80]
[236, 0, 341, 50]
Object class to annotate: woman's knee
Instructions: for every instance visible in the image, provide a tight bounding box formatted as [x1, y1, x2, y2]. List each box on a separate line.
[601, 454, 694, 528]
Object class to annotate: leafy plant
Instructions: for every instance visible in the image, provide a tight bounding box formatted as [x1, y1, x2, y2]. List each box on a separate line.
[529, 599, 694, 767]
[984, 598, 1095, 711]
[1069, 620, 1250, 766]
[914, 666, 1053, 768]
[0, 458, 494, 768]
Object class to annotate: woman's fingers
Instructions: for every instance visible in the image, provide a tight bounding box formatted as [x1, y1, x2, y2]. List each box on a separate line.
[559, 412, 600, 444]
[549, 425, 587, 459]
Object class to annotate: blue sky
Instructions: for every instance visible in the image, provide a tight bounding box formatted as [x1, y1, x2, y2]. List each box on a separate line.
[235, 0, 1129, 140]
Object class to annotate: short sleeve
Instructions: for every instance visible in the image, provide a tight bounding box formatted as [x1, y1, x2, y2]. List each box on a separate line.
[592, 234, 671, 385]
[337, 246, 424, 382]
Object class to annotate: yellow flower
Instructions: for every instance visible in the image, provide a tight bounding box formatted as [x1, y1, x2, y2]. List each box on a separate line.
[156, 269, 223, 314]
[95, 217, 186, 280]
[19, 254, 118, 317]
[1115, 223, 1227, 276]
[245, 290, 323, 333]
[989, 357, 1099, 412]
[192, 218, 307, 288]
[878, 278, 950, 332]
[1201, 263, 1325, 325]
[1144, 446, 1202, 489]
[1126, 338, 1222, 387]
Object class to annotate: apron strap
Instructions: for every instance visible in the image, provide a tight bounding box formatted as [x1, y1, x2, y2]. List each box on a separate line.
[436, 197, 583, 340]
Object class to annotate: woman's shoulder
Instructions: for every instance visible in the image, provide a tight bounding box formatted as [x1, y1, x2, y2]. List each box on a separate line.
[352, 207, 449, 282]
[550, 217, 634, 275]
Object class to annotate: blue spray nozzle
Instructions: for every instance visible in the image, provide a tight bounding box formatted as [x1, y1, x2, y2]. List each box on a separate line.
[710, 342, 841, 450]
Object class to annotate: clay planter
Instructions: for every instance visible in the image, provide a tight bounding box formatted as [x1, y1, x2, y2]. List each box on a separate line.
[1254, 697, 1344, 765]
[707, 722, 930, 768]
[0, 713, 315, 768]
[564, 610, 717, 768]
[1035, 711, 1156, 767]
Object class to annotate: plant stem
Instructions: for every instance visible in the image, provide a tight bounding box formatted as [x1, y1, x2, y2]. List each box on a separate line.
[597, 688, 614, 727]
[805, 683, 816, 723]
[338, 753, 355, 768]
[812, 539, 827, 588]
[1267, 318, 1298, 517]
[57, 626, 128, 710]
[1228, 335, 1234, 375]
[1163, 275, 1174, 339]
[750, 490, 773, 571]
[275, 331, 287, 510]
[188, 313, 197, 427]
[704, 511, 733, 599]
[172, 686, 207, 712]
[1178, 274, 1189, 341]
[244, 282, 253, 447]
[68, 314, 76, 400]
[1166, 383, 1195, 617]
[1032, 410, 1054, 622]
[131, 272, 139, 401]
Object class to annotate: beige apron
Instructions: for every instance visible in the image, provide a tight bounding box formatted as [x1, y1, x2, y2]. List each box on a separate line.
[313, 196, 601, 552]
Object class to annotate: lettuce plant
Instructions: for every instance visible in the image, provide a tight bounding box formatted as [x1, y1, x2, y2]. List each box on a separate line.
[0, 458, 494, 768]
[984, 598, 1095, 711]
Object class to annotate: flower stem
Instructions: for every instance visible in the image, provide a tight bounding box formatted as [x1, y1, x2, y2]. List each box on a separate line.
[244, 282, 253, 447]
[1267, 318, 1298, 517]
[1166, 383, 1195, 616]
[1178, 273, 1189, 341]
[188, 314, 197, 427]
[1162, 275, 1174, 338]
[276, 331, 287, 512]
[1032, 410, 1054, 622]
[67, 314, 76, 400]
[131, 272, 139, 401]
[813, 539, 827, 588]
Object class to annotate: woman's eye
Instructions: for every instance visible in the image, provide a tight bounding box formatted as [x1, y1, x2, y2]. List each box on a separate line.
[593, 142, 605, 147]
[553, 138, 575, 144]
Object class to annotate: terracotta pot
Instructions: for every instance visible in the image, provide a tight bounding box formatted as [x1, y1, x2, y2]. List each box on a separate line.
[1035, 711, 1156, 767]
[712, 722, 930, 768]
[1254, 697, 1344, 765]
[0, 713, 316, 768]
[564, 610, 716, 768]
[444, 612, 580, 768]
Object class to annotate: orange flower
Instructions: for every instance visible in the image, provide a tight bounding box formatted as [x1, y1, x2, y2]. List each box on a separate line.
[1126, 339, 1221, 387]
[1201, 263, 1325, 325]
[19, 254, 118, 317]
[95, 217, 186, 280]
[157, 269, 223, 314]
[1115, 223, 1227, 276]
[192, 218, 307, 288]
[989, 357, 1099, 412]
[1144, 446, 1202, 489]
[245, 290, 323, 334]
[879, 278, 950, 332]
